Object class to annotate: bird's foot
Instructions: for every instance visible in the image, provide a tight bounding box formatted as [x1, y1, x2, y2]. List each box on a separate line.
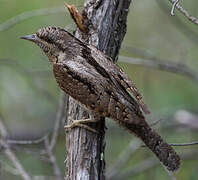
[64, 118, 99, 133]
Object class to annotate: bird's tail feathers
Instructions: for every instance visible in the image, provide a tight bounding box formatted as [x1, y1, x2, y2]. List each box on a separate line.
[119, 120, 180, 172]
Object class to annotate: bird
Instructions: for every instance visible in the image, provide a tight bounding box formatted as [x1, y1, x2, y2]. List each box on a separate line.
[21, 26, 180, 171]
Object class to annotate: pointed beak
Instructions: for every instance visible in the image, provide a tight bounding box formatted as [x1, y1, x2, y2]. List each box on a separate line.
[20, 34, 37, 42]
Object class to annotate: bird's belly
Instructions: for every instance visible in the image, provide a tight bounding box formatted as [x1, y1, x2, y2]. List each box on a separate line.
[53, 65, 110, 115]
[53, 64, 132, 120]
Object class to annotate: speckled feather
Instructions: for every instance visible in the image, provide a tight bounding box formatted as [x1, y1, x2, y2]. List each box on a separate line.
[25, 26, 180, 171]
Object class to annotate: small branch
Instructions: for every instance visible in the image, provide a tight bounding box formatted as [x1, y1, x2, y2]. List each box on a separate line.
[0, 7, 65, 32]
[111, 150, 198, 180]
[44, 138, 62, 180]
[0, 140, 31, 180]
[0, 159, 19, 176]
[168, 0, 198, 26]
[169, 141, 198, 146]
[119, 56, 198, 83]
[149, 119, 163, 127]
[0, 58, 56, 104]
[170, 0, 180, 16]
[65, 3, 87, 32]
[49, 91, 67, 151]
[110, 157, 158, 180]
[164, 167, 177, 180]
[0, 118, 31, 180]
[106, 139, 141, 179]
[156, 0, 198, 45]
[7, 134, 48, 145]
[0, 58, 51, 78]
[142, 141, 198, 148]
[0, 119, 8, 137]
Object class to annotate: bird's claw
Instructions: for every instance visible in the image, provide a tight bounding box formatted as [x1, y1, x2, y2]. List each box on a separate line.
[64, 118, 99, 134]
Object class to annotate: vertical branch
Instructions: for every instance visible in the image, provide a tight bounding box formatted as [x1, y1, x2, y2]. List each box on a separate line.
[0, 119, 31, 180]
[106, 139, 141, 179]
[50, 91, 67, 151]
[65, 0, 132, 179]
[45, 138, 62, 180]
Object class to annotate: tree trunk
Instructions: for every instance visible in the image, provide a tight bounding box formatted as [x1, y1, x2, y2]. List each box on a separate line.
[65, 0, 132, 179]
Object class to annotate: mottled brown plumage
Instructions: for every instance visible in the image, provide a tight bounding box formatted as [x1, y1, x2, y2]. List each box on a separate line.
[21, 26, 180, 171]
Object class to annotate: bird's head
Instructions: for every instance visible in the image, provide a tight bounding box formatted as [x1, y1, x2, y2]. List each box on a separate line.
[21, 26, 72, 63]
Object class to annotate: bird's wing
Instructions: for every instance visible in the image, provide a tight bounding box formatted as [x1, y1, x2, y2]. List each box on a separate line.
[88, 45, 150, 114]
[113, 65, 150, 114]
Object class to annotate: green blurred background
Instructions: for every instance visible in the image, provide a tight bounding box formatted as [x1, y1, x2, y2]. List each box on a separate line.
[0, 0, 198, 179]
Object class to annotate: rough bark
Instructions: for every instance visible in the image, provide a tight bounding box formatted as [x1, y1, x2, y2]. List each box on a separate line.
[65, 0, 132, 179]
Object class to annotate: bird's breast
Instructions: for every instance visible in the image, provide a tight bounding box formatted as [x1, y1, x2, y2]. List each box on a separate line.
[52, 62, 134, 121]
[52, 63, 101, 111]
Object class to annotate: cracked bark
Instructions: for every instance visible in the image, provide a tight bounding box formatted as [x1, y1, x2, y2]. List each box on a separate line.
[65, 0, 132, 179]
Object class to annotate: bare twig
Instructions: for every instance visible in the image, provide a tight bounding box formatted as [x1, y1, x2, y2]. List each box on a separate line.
[164, 166, 177, 180]
[156, 0, 198, 45]
[65, 3, 86, 32]
[106, 139, 141, 179]
[0, 118, 31, 180]
[109, 157, 158, 180]
[119, 56, 198, 83]
[0, 140, 31, 180]
[169, 141, 198, 146]
[0, 119, 8, 138]
[149, 119, 163, 127]
[0, 159, 19, 175]
[142, 141, 198, 148]
[0, 7, 65, 32]
[49, 91, 67, 151]
[170, 0, 180, 16]
[44, 138, 62, 180]
[168, 0, 198, 25]
[0, 58, 51, 78]
[7, 134, 48, 145]
[110, 150, 198, 180]
[0, 58, 56, 104]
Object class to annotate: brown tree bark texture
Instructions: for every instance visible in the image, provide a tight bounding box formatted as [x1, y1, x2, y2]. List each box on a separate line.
[65, 0, 132, 179]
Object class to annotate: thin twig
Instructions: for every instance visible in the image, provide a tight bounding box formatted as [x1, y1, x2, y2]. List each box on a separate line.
[7, 134, 48, 145]
[119, 56, 198, 83]
[149, 119, 163, 127]
[0, 140, 31, 180]
[169, 141, 198, 146]
[108, 157, 158, 180]
[49, 91, 67, 151]
[156, 0, 198, 45]
[164, 166, 177, 180]
[0, 7, 65, 32]
[106, 139, 141, 179]
[44, 138, 62, 180]
[168, 0, 198, 25]
[110, 150, 198, 180]
[0, 58, 51, 78]
[0, 58, 56, 104]
[0, 118, 31, 180]
[142, 141, 198, 147]
[65, 3, 87, 32]
[0, 119, 8, 138]
[171, 0, 180, 16]
[0, 159, 19, 175]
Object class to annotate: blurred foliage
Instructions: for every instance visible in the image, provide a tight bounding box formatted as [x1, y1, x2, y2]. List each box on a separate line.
[0, 0, 198, 179]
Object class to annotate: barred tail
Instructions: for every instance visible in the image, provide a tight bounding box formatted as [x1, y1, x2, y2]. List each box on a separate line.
[120, 120, 180, 171]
